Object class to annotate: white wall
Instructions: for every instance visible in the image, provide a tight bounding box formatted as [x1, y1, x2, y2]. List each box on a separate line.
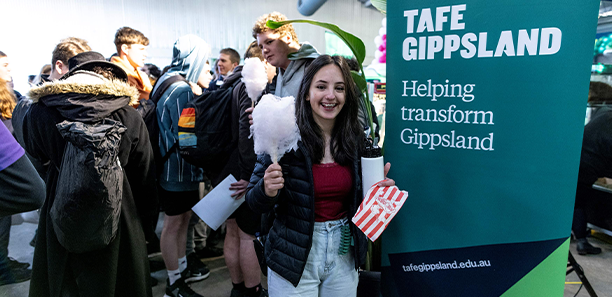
[0, 0, 384, 93]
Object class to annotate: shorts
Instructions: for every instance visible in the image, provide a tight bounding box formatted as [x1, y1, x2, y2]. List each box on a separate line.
[229, 203, 261, 236]
[159, 187, 200, 216]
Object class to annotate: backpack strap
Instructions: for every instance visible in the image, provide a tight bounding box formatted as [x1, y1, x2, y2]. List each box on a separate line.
[218, 74, 242, 91]
[150, 74, 188, 104]
[160, 142, 179, 165]
[151, 75, 187, 168]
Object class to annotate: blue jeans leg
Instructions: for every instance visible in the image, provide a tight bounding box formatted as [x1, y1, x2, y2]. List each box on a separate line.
[267, 218, 358, 297]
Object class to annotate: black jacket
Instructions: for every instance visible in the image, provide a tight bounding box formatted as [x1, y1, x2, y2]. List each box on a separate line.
[578, 106, 612, 186]
[214, 65, 272, 185]
[213, 66, 249, 184]
[0, 120, 45, 217]
[23, 75, 156, 297]
[245, 143, 368, 286]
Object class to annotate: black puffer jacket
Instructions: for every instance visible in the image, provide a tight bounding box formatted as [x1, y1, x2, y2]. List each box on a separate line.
[245, 142, 368, 287]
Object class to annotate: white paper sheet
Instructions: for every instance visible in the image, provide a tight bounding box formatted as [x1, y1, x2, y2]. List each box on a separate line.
[191, 174, 244, 230]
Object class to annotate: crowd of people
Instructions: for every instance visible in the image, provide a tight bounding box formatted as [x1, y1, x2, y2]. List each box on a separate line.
[3, 7, 609, 297]
[0, 10, 395, 297]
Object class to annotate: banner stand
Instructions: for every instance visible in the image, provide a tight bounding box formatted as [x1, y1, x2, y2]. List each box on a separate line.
[567, 252, 598, 297]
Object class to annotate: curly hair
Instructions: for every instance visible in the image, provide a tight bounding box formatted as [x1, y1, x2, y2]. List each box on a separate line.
[114, 27, 149, 54]
[252, 12, 299, 43]
[51, 37, 91, 67]
[0, 79, 16, 119]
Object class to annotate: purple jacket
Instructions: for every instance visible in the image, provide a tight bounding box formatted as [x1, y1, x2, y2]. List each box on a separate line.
[0, 121, 23, 171]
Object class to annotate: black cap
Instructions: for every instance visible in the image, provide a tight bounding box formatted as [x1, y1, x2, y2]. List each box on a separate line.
[61, 51, 128, 82]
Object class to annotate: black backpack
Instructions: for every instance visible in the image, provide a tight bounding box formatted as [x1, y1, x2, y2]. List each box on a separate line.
[176, 79, 240, 173]
[51, 119, 126, 253]
[141, 74, 188, 175]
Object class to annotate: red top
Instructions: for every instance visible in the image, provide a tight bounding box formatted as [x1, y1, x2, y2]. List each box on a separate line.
[312, 162, 353, 222]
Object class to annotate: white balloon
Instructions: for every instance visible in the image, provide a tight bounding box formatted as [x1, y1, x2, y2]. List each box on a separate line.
[371, 57, 379, 64]
[374, 35, 383, 46]
[382, 17, 387, 28]
[379, 27, 386, 36]
[374, 50, 383, 59]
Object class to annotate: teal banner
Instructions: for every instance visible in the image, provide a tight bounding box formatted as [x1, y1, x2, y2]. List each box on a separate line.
[383, 1, 600, 296]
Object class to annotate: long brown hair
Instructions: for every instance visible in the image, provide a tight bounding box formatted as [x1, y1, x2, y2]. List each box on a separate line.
[295, 55, 363, 165]
[0, 79, 16, 119]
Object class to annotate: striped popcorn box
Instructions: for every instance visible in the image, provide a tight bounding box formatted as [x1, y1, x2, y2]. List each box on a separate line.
[352, 181, 409, 242]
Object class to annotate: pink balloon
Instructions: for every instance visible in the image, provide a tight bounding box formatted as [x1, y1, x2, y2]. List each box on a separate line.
[379, 54, 386, 63]
[382, 34, 387, 41]
[382, 49, 386, 55]
[378, 44, 386, 52]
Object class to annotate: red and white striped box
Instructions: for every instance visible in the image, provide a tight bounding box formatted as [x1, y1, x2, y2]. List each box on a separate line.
[352, 181, 408, 242]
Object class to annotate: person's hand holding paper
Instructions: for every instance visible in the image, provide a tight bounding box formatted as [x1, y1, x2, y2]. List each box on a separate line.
[230, 179, 249, 199]
[192, 174, 244, 230]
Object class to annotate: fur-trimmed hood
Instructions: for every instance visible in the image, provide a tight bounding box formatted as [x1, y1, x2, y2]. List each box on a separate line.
[27, 76, 140, 122]
[28, 78, 139, 105]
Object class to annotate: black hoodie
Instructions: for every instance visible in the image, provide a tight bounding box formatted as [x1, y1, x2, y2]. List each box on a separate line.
[578, 106, 612, 185]
[213, 65, 274, 186]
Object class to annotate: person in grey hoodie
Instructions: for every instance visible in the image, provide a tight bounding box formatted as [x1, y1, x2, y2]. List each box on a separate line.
[252, 11, 320, 98]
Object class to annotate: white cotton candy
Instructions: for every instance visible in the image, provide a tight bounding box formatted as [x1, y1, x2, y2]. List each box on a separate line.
[242, 58, 268, 103]
[251, 94, 301, 163]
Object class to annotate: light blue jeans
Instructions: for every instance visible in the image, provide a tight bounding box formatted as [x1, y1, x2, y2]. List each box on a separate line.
[267, 218, 358, 297]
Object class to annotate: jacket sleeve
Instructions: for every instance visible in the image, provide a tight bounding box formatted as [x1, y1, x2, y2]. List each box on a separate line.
[245, 154, 279, 213]
[0, 114, 45, 216]
[237, 83, 258, 181]
[124, 110, 158, 219]
[0, 154, 45, 217]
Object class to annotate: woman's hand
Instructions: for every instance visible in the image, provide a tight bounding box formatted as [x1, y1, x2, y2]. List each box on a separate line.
[263, 164, 284, 197]
[379, 162, 396, 187]
[245, 106, 254, 125]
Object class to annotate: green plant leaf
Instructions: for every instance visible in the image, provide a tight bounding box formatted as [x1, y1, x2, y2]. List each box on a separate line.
[266, 20, 366, 65]
[371, 0, 386, 15]
[266, 19, 376, 141]
[351, 70, 367, 93]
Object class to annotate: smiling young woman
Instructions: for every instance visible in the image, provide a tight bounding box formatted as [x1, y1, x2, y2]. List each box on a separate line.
[246, 55, 395, 297]
[297, 55, 361, 166]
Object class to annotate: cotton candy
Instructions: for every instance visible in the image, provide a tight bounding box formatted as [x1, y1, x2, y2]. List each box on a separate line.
[251, 94, 300, 163]
[242, 58, 268, 104]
